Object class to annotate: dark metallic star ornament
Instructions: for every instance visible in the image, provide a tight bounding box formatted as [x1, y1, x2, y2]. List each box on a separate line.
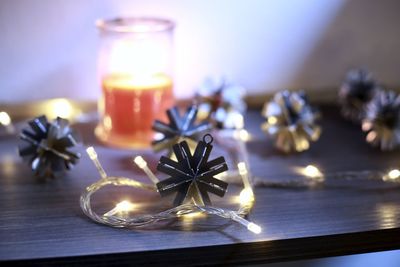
[362, 91, 400, 151]
[156, 134, 228, 206]
[261, 90, 321, 153]
[339, 68, 380, 122]
[152, 105, 212, 153]
[18, 115, 81, 178]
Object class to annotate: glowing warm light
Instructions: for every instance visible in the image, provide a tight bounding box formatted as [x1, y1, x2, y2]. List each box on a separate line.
[362, 121, 372, 131]
[238, 129, 251, 141]
[181, 212, 204, 219]
[234, 113, 244, 129]
[103, 116, 112, 131]
[86, 146, 108, 179]
[103, 200, 135, 217]
[233, 129, 251, 141]
[239, 188, 255, 205]
[115, 200, 135, 212]
[0, 111, 11, 126]
[304, 165, 322, 178]
[108, 39, 168, 78]
[133, 155, 159, 184]
[366, 131, 377, 143]
[247, 222, 262, 234]
[134, 156, 147, 169]
[388, 169, 400, 179]
[377, 204, 398, 228]
[86, 147, 97, 160]
[385, 169, 400, 181]
[267, 116, 278, 125]
[48, 99, 74, 119]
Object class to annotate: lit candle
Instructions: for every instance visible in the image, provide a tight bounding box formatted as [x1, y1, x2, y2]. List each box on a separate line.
[95, 17, 175, 148]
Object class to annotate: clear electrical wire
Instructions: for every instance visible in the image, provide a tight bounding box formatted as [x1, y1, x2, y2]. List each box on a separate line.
[80, 146, 261, 234]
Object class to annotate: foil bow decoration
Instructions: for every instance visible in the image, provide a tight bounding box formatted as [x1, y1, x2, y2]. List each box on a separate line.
[339, 68, 380, 122]
[195, 77, 246, 129]
[261, 90, 321, 153]
[156, 134, 228, 206]
[362, 90, 400, 151]
[152, 105, 212, 154]
[18, 115, 81, 177]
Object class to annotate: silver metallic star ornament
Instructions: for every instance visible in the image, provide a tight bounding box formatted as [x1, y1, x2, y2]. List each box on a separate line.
[362, 90, 400, 151]
[261, 90, 321, 153]
[156, 134, 228, 206]
[339, 68, 380, 122]
[195, 77, 246, 129]
[152, 105, 212, 154]
[18, 115, 81, 178]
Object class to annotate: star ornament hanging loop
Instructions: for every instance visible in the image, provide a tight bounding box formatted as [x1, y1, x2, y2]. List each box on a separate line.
[156, 134, 229, 206]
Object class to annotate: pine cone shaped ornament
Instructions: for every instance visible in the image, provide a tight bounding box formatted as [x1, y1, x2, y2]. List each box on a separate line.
[19, 115, 81, 178]
[339, 68, 380, 122]
[362, 91, 400, 151]
[261, 90, 321, 153]
[195, 77, 246, 129]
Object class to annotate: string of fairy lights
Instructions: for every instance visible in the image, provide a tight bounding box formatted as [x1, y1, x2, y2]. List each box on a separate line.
[81, 145, 261, 234]
[2, 87, 400, 235]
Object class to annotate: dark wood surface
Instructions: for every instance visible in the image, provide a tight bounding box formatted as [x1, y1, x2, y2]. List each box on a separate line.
[1, 106, 400, 266]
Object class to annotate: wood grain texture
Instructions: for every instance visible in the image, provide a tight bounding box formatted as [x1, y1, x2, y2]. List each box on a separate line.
[1, 105, 400, 266]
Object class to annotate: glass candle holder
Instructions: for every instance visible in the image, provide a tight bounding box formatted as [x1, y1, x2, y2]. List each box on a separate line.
[95, 17, 175, 148]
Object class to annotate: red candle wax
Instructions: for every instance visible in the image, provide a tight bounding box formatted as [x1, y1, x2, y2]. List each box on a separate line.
[95, 73, 174, 148]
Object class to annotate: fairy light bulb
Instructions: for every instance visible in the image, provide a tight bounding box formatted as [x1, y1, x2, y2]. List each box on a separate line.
[0, 111, 15, 134]
[0, 111, 11, 126]
[86, 147, 108, 179]
[247, 222, 262, 234]
[134, 156, 147, 168]
[267, 116, 278, 125]
[384, 169, 400, 181]
[238, 162, 252, 188]
[181, 212, 205, 221]
[230, 212, 262, 234]
[133, 156, 159, 184]
[238, 162, 247, 176]
[50, 99, 74, 119]
[304, 165, 322, 178]
[104, 200, 135, 217]
[116, 200, 135, 212]
[388, 169, 400, 179]
[86, 147, 97, 160]
[239, 129, 251, 141]
[239, 188, 255, 205]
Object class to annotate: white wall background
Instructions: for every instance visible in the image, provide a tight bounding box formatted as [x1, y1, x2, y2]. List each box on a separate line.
[0, 0, 400, 103]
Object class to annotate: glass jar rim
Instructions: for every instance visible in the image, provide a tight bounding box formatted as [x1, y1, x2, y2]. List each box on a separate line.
[96, 17, 175, 33]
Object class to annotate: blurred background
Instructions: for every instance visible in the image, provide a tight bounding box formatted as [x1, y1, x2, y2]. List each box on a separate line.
[1, 0, 400, 103]
[1, 0, 400, 266]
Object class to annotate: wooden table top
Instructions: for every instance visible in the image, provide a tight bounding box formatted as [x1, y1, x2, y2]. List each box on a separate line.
[1, 106, 400, 266]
